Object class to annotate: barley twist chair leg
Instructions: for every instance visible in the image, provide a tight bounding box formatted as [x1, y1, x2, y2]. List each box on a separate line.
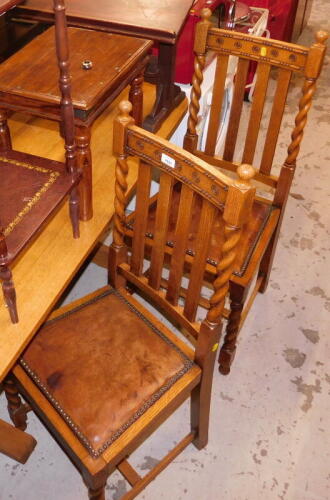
[3, 376, 28, 431]
[218, 283, 247, 375]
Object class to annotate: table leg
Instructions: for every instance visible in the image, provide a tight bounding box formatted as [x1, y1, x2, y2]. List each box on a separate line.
[129, 72, 144, 127]
[75, 125, 93, 221]
[143, 42, 186, 133]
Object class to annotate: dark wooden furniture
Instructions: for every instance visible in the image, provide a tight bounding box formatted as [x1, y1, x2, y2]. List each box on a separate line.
[15, 0, 194, 132]
[0, 0, 21, 14]
[0, 26, 152, 221]
[0, 417, 37, 463]
[3, 100, 255, 499]
[291, 0, 314, 41]
[0, 0, 81, 324]
[182, 9, 328, 374]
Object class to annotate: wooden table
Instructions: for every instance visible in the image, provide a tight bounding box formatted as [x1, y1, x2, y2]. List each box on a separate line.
[15, 0, 194, 132]
[0, 0, 21, 15]
[0, 83, 187, 384]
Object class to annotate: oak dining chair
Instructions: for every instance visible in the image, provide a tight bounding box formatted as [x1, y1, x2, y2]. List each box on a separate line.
[183, 8, 328, 374]
[3, 100, 255, 499]
[0, 0, 81, 324]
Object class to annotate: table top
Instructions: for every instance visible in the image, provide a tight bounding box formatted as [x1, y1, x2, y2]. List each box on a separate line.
[0, 0, 22, 15]
[0, 84, 187, 383]
[0, 26, 152, 110]
[18, 0, 195, 43]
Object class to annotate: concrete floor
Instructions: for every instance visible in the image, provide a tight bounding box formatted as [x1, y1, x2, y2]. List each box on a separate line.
[1, 0, 330, 498]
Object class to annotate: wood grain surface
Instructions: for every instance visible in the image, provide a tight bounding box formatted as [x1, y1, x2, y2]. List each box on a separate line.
[0, 83, 187, 382]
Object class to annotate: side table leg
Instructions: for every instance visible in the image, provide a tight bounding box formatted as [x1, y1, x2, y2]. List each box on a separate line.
[129, 72, 144, 126]
[75, 125, 93, 221]
[0, 108, 12, 152]
[143, 43, 186, 132]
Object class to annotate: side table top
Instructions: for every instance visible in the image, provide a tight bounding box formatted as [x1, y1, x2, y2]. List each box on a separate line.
[19, 0, 195, 42]
[0, 26, 152, 110]
[0, 0, 22, 15]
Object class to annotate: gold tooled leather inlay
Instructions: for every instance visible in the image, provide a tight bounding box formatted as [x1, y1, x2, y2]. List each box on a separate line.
[0, 156, 60, 236]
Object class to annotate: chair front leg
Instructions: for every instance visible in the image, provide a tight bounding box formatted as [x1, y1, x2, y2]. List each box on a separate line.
[0, 108, 12, 152]
[3, 376, 28, 431]
[0, 264, 18, 323]
[87, 485, 106, 500]
[218, 282, 249, 375]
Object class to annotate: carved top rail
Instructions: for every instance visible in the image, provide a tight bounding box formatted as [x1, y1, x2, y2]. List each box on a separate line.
[125, 126, 236, 210]
[206, 29, 309, 73]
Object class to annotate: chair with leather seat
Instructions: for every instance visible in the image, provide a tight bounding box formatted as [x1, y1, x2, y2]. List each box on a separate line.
[182, 8, 328, 374]
[3, 100, 255, 499]
[0, 0, 81, 324]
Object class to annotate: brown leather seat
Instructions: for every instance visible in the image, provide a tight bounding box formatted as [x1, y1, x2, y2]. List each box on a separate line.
[125, 184, 279, 278]
[1, 151, 77, 261]
[20, 287, 195, 458]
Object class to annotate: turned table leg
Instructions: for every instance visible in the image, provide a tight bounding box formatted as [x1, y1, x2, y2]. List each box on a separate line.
[0, 108, 12, 152]
[143, 42, 185, 132]
[129, 72, 144, 126]
[75, 125, 93, 221]
[0, 264, 18, 324]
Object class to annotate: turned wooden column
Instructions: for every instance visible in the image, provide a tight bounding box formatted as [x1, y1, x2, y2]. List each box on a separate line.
[129, 73, 144, 126]
[0, 108, 12, 152]
[75, 125, 93, 221]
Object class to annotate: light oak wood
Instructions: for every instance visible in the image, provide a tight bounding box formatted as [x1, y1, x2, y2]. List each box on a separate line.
[184, 9, 328, 375]
[0, 83, 188, 383]
[0, 417, 37, 463]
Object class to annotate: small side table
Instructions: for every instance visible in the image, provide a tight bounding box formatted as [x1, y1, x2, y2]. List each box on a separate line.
[15, 0, 194, 132]
[0, 26, 152, 220]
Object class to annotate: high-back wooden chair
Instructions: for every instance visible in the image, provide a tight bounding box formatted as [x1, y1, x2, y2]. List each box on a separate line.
[183, 8, 328, 374]
[3, 101, 255, 499]
[0, 0, 81, 323]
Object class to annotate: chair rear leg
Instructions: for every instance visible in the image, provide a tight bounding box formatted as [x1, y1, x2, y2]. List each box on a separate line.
[257, 230, 278, 294]
[218, 282, 248, 375]
[0, 108, 12, 152]
[3, 376, 28, 431]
